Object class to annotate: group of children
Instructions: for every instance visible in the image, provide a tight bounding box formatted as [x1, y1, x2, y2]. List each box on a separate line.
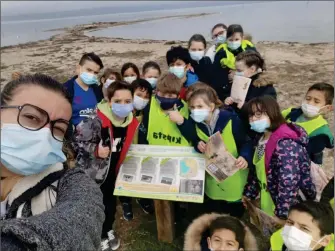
[61, 22, 334, 251]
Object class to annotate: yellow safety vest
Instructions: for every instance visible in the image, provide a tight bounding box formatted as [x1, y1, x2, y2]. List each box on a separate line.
[147, 97, 191, 146]
[271, 228, 335, 251]
[331, 198, 334, 210]
[253, 151, 275, 216]
[282, 107, 329, 136]
[196, 120, 249, 201]
[216, 40, 255, 70]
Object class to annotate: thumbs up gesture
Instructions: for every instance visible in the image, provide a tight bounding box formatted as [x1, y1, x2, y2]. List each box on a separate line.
[167, 104, 184, 125]
[97, 141, 110, 158]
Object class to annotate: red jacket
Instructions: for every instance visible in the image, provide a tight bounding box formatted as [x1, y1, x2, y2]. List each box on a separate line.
[179, 87, 187, 101]
[95, 109, 139, 174]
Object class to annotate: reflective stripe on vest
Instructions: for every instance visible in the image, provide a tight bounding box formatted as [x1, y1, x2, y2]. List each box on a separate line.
[196, 120, 249, 201]
[147, 97, 191, 146]
[216, 40, 255, 70]
[253, 151, 275, 216]
[282, 107, 328, 135]
[271, 228, 335, 251]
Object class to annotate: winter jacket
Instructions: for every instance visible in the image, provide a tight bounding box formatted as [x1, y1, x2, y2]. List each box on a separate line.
[191, 56, 213, 86]
[244, 123, 316, 219]
[1, 166, 105, 250]
[179, 70, 200, 100]
[178, 108, 253, 166]
[63, 76, 104, 139]
[283, 107, 334, 165]
[71, 100, 139, 185]
[183, 213, 269, 251]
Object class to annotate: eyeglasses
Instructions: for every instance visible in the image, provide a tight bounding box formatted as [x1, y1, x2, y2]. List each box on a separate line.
[1, 104, 69, 142]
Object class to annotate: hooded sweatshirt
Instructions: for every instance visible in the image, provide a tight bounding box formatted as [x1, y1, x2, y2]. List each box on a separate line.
[183, 213, 269, 251]
[244, 123, 316, 219]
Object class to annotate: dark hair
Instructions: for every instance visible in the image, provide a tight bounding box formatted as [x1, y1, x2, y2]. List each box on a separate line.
[236, 51, 267, 71]
[211, 23, 228, 33]
[132, 79, 153, 98]
[166, 46, 191, 66]
[156, 72, 183, 95]
[289, 201, 334, 237]
[106, 80, 134, 100]
[121, 62, 140, 78]
[142, 61, 161, 75]
[209, 216, 245, 249]
[100, 68, 122, 85]
[188, 34, 207, 49]
[189, 86, 223, 108]
[307, 82, 334, 105]
[245, 96, 286, 131]
[226, 24, 244, 39]
[79, 52, 104, 70]
[1, 73, 70, 105]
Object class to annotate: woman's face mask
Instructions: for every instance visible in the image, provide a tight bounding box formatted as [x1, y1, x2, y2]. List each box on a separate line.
[1, 124, 66, 176]
[124, 76, 137, 84]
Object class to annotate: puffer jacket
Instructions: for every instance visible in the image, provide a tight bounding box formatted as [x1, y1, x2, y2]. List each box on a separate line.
[184, 213, 269, 251]
[244, 123, 316, 219]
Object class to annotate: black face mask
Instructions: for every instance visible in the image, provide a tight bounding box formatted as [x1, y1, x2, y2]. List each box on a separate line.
[156, 95, 179, 110]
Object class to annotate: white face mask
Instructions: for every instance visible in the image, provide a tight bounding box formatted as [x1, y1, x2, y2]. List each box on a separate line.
[282, 225, 326, 251]
[104, 79, 115, 89]
[189, 50, 205, 61]
[301, 102, 321, 118]
[124, 76, 137, 84]
[145, 77, 158, 88]
[133, 95, 149, 111]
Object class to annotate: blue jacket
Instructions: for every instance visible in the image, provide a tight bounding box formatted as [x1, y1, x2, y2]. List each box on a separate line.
[184, 70, 199, 87]
[285, 107, 334, 165]
[178, 109, 253, 167]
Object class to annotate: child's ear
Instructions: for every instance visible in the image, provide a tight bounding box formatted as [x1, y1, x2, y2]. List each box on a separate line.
[101, 77, 105, 84]
[210, 103, 216, 112]
[207, 237, 212, 250]
[320, 105, 334, 114]
[320, 234, 332, 247]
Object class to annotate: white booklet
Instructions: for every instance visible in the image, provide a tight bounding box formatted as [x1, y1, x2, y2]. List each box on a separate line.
[230, 75, 252, 109]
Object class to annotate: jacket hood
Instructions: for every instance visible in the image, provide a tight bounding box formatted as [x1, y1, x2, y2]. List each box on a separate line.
[265, 123, 309, 170]
[184, 213, 259, 251]
[97, 100, 133, 128]
[252, 71, 277, 87]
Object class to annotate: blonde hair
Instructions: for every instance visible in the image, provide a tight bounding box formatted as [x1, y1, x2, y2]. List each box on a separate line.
[189, 86, 223, 108]
[186, 81, 212, 101]
[156, 72, 183, 95]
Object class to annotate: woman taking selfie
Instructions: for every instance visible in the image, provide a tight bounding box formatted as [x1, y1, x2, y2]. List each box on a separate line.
[1, 74, 104, 250]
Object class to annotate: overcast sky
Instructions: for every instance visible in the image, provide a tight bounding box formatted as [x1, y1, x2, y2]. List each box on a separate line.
[1, 1, 204, 16]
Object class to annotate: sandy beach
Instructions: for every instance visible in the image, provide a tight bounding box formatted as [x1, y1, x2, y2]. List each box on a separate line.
[1, 14, 334, 250]
[1, 13, 333, 173]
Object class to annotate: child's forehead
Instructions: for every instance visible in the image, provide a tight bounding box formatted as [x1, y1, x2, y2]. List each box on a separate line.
[289, 210, 319, 229]
[306, 89, 326, 100]
[170, 59, 186, 65]
[135, 87, 149, 93]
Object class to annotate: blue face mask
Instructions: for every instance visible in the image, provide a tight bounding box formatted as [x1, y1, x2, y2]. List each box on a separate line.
[191, 109, 210, 123]
[145, 78, 158, 89]
[169, 66, 186, 79]
[215, 35, 226, 45]
[235, 71, 245, 77]
[1, 124, 66, 176]
[80, 72, 98, 85]
[156, 95, 179, 110]
[227, 40, 242, 51]
[111, 103, 134, 118]
[250, 118, 270, 133]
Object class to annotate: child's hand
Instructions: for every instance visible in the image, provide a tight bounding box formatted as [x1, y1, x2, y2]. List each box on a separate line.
[98, 141, 110, 158]
[224, 97, 234, 106]
[197, 141, 207, 153]
[235, 157, 248, 169]
[167, 105, 184, 125]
